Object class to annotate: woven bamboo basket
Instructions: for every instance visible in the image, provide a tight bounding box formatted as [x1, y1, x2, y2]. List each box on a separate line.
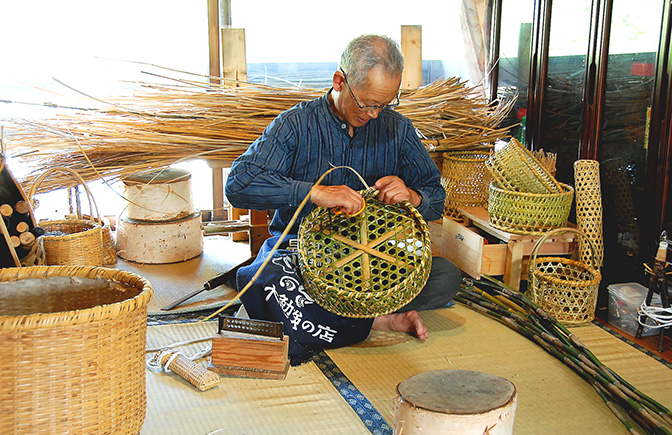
[0, 265, 153, 434]
[441, 150, 492, 222]
[485, 138, 563, 194]
[298, 196, 432, 318]
[528, 228, 602, 325]
[488, 181, 574, 235]
[28, 167, 105, 266]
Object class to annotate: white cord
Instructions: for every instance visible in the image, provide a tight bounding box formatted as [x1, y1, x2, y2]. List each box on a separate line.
[637, 302, 672, 329]
[146, 344, 213, 373]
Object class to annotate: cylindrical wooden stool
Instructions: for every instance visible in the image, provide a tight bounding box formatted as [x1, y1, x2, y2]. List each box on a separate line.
[393, 370, 518, 435]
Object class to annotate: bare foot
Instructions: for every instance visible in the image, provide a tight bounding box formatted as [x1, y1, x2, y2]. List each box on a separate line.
[372, 310, 428, 341]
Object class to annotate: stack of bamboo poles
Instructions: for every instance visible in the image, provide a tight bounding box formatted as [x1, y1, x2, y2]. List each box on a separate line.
[4, 71, 514, 193]
[457, 276, 672, 435]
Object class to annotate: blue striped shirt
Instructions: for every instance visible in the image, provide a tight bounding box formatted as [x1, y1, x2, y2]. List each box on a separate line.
[225, 90, 445, 235]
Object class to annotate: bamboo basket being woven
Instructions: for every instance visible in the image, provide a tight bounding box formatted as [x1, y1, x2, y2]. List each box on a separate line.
[298, 195, 432, 318]
[441, 150, 492, 222]
[528, 228, 602, 325]
[488, 181, 574, 235]
[0, 265, 153, 434]
[28, 167, 106, 266]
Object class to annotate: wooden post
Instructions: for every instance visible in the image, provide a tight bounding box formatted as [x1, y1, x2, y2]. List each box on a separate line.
[207, 0, 221, 83]
[221, 28, 247, 84]
[401, 25, 423, 90]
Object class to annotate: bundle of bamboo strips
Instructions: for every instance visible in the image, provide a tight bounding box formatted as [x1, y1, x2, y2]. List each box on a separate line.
[456, 276, 672, 435]
[4, 72, 514, 193]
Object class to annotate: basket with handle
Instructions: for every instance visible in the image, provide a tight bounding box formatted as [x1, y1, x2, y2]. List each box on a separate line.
[441, 150, 492, 222]
[27, 167, 106, 266]
[298, 192, 432, 318]
[0, 265, 153, 434]
[527, 227, 602, 325]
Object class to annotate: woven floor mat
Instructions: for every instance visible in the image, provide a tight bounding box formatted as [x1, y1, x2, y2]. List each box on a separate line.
[324, 304, 672, 435]
[142, 320, 371, 435]
[114, 236, 250, 316]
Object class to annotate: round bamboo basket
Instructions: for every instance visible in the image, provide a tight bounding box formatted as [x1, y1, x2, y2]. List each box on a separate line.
[485, 138, 563, 194]
[0, 266, 153, 434]
[298, 196, 432, 318]
[488, 181, 574, 235]
[441, 150, 492, 222]
[28, 167, 105, 266]
[528, 228, 602, 325]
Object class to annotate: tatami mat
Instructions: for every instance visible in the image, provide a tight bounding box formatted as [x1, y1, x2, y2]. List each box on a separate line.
[326, 305, 672, 435]
[114, 236, 251, 316]
[142, 305, 672, 435]
[143, 320, 371, 435]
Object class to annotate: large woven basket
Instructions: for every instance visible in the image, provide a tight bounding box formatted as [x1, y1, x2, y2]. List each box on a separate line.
[488, 181, 574, 235]
[298, 196, 432, 318]
[528, 228, 602, 325]
[0, 265, 153, 434]
[485, 138, 563, 194]
[441, 150, 492, 222]
[28, 167, 106, 266]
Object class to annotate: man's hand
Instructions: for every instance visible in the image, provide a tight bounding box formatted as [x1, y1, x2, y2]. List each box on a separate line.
[310, 185, 364, 216]
[374, 176, 421, 208]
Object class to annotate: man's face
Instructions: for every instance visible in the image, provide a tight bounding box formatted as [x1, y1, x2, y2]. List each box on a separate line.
[332, 67, 401, 128]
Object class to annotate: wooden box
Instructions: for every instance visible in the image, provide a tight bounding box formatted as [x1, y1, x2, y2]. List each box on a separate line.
[442, 217, 507, 280]
[442, 207, 578, 290]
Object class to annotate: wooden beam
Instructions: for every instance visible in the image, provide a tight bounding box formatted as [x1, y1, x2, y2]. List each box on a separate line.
[221, 28, 247, 83]
[207, 0, 221, 83]
[401, 25, 422, 90]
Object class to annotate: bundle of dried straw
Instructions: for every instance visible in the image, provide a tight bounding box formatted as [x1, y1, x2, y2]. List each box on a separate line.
[4, 71, 514, 193]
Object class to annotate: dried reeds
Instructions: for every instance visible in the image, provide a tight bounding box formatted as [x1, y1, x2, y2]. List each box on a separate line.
[4, 71, 514, 193]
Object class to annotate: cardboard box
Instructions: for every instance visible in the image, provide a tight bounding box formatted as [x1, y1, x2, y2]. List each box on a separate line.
[607, 282, 660, 337]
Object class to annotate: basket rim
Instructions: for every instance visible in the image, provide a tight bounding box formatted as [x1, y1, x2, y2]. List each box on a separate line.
[530, 256, 602, 287]
[0, 265, 153, 330]
[40, 219, 103, 241]
[442, 150, 493, 162]
[490, 180, 574, 197]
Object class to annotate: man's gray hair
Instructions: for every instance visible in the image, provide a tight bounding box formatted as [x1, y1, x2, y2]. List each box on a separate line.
[339, 34, 405, 88]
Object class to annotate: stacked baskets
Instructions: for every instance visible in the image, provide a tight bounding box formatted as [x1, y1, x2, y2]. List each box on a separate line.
[485, 139, 602, 325]
[485, 139, 573, 235]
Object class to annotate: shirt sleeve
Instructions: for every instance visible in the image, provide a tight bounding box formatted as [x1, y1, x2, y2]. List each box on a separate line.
[399, 124, 445, 222]
[225, 112, 312, 211]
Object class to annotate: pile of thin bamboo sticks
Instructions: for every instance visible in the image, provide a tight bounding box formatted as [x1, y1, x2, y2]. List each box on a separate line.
[4, 72, 514, 193]
[457, 276, 672, 435]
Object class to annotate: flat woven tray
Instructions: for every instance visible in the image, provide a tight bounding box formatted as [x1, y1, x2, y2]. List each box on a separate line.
[298, 197, 432, 318]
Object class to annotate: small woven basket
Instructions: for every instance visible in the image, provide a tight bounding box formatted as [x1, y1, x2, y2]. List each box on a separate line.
[298, 196, 432, 318]
[488, 181, 574, 235]
[441, 150, 492, 222]
[28, 167, 105, 266]
[486, 138, 563, 194]
[528, 228, 602, 325]
[0, 265, 153, 434]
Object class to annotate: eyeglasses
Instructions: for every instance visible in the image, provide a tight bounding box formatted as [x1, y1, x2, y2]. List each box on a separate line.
[340, 68, 400, 112]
